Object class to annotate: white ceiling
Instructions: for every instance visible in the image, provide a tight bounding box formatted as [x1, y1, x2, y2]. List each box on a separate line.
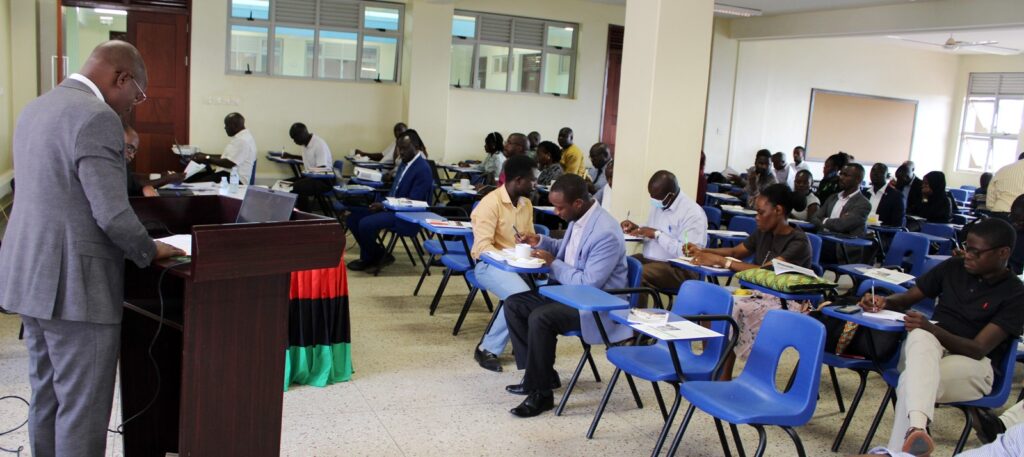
[877, 28, 1024, 55]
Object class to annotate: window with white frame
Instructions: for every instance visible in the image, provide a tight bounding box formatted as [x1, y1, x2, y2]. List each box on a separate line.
[450, 11, 577, 97]
[227, 0, 403, 83]
[956, 73, 1024, 173]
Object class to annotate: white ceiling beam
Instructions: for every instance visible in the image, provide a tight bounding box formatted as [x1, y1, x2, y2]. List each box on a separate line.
[729, 0, 1024, 41]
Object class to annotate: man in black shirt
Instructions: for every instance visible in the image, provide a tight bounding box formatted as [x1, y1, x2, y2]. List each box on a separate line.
[859, 218, 1024, 455]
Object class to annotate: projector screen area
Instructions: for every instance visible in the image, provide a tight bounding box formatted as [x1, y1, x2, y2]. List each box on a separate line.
[805, 89, 918, 166]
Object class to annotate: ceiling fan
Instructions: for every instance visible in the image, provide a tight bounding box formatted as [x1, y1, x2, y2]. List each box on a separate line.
[887, 34, 1021, 55]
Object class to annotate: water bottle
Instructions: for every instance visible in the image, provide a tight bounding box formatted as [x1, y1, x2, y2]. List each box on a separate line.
[219, 176, 229, 195]
[229, 166, 240, 193]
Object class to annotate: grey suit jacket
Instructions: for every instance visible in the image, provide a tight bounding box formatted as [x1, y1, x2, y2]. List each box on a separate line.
[0, 79, 156, 324]
[810, 191, 871, 238]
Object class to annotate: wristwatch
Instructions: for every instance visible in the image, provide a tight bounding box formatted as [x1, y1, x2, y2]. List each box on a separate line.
[653, 230, 661, 239]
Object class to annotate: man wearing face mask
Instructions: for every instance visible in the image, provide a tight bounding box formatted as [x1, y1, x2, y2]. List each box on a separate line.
[620, 171, 707, 303]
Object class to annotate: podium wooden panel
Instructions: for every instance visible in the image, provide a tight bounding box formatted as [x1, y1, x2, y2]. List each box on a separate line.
[120, 196, 344, 456]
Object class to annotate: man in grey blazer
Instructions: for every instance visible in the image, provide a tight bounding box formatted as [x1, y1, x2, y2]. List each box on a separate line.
[0, 41, 183, 456]
[810, 162, 871, 263]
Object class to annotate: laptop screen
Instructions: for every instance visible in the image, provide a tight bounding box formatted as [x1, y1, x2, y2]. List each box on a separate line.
[235, 187, 298, 224]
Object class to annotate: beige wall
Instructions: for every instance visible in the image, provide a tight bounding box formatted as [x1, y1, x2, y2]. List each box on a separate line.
[724, 36, 959, 180]
[703, 18, 738, 174]
[0, 0, 11, 190]
[943, 54, 1024, 188]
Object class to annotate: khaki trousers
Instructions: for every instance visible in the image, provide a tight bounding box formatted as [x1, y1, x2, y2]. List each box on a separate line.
[632, 254, 698, 307]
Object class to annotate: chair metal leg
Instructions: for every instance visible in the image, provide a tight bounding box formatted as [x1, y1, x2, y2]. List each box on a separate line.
[751, 424, 767, 457]
[859, 386, 895, 454]
[651, 389, 683, 457]
[586, 367, 622, 439]
[781, 426, 806, 457]
[1018, 385, 1024, 403]
[413, 254, 436, 296]
[829, 365, 846, 413]
[954, 406, 974, 455]
[652, 382, 668, 420]
[556, 346, 592, 416]
[428, 268, 452, 316]
[666, 404, 702, 457]
[624, 374, 643, 409]
[730, 423, 746, 457]
[584, 346, 602, 382]
[832, 369, 869, 452]
[715, 419, 734, 457]
[399, 236, 416, 266]
[453, 287, 478, 336]
[481, 291, 494, 312]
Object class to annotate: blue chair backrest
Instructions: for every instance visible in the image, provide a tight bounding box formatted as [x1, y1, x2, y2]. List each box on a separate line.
[960, 185, 978, 191]
[670, 281, 734, 370]
[921, 222, 956, 241]
[738, 310, 825, 424]
[703, 206, 722, 230]
[249, 161, 258, 185]
[985, 339, 1020, 405]
[728, 216, 757, 235]
[625, 256, 643, 308]
[806, 233, 822, 269]
[707, 183, 720, 194]
[855, 279, 908, 297]
[333, 159, 346, 178]
[884, 232, 930, 276]
[534, 224, 550, 236]
[948, 188, 969, 204]
[921, 256, 946, 274]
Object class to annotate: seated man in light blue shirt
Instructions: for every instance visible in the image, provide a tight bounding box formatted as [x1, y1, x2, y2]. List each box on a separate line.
[620, 171, 708, 300]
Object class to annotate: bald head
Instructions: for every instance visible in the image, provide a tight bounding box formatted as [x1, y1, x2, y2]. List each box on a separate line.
[123, 125, 140, 162]
[224, 112, 246, 137]
[78, 41, 147, 118]
[648, 170, 679, 200]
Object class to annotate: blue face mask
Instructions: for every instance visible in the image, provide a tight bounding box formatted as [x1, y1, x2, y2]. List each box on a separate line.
[650, 198, 665, 210]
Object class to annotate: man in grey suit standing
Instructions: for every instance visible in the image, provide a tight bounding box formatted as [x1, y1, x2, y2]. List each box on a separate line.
[0, 41, 183, 456]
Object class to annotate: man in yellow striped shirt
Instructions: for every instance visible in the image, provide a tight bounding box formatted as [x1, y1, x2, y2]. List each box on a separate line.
[988, 154, 1024, 214]
[558, 127, 587, 177]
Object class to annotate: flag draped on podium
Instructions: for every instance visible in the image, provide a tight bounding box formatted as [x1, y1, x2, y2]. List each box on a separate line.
[284, 256, 353, 389]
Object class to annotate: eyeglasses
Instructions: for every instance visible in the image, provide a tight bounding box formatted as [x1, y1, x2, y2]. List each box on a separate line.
[130, 76, 147, 105]
[963, 244, 1004, 258]
[125, 144, 138, 159]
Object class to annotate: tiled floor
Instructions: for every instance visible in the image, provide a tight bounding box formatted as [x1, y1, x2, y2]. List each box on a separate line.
[0, 238, 1019, 456]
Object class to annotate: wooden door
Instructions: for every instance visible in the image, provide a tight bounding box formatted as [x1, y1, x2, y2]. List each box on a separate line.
[600, 25, 624, 154]
[127, 11, 189, 174]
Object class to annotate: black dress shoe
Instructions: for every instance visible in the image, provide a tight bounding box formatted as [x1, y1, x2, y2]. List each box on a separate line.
[347, 260, 368, 271]
[970, 407, 1006, 444]
[474, 348, 503, 372]
[379, 254, 396, 267]
[505, 372, 560, 395]
[510, 391, 554, 418]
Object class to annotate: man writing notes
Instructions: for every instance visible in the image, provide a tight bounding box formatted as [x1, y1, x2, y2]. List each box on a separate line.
[188, 112, 257, 184]
[0, 41, 184, 457]
[470, 156, 539, 372]
[503, 175, 631, 417]
[355, 121, 407, 164]
[280, 122, 334, 210]
[859, 218, 1024, 456]
[620, 171, 707, 299]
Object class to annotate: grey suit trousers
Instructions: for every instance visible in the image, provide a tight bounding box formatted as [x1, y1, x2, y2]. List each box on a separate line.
[21, 316, 120, 457]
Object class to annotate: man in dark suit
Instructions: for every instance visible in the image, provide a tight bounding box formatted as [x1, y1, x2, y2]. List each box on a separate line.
[811, 163, 872, 263]
[0, 41, 183, 457]
[895, 161, 924, 210]
[864, 163, 906, 227]
[346, 130, 433, 273]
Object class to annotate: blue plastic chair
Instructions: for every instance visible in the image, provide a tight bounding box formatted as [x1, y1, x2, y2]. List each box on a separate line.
[807, 233, 824, 276]
[859, 338, 1021, 454]
[960, 185, 978, 191]
[703, 206, 723, 230]
[920, 222, 957, 255]
[427, 233, 475, 316]
[534, 223, 550, 237]
[949, 188, 970, 206]
[715, 215, 755, 248]
[833, 232, 929, 287]
[668, 310, 826, 457]
[587, 281, 737, 456]
[553, 256, 646, 416]
[824, 280, 908, 452]
[707, 183, 720, 196]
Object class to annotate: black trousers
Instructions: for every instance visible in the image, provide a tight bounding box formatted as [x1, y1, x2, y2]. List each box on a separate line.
[288, 177, 333, 212]
[504, 291, 581, 392]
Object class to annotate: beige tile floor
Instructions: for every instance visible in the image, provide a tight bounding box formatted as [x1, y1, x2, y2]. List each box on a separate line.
[0, 238, 1020, 456]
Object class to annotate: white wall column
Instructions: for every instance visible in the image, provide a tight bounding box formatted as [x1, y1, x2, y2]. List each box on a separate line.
[403, 0, 453, 160]
[611, 0, 713, 221]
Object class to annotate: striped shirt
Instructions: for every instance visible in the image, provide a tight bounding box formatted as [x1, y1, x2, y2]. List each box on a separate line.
[988, 159, 1024, 213]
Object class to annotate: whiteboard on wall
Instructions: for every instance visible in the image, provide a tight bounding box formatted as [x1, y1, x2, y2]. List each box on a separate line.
[805, 89, 918, 166]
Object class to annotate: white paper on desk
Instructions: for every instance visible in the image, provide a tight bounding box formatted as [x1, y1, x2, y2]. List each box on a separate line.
[708, 229, 749, 237]
[305, 166, 332, 174]
[157, 235, 192, 257]
[723, 166, 740, 177]
[483, 250, 514, 262]
[627, 308, 669, 324]
[857, 267, 915, 285]
[721, 204, 754, 213]
[534, 206, 555, 212]
[271, 180, 293, 192]
[862, 309, 937, 324]
[669, 257, 730, 273]
[633, 320, 723, 341]
[426, 219, 471, 229]
[354, 167, 383, 182]
[772, 259, 819, 278]
[385, 197, 428, 208]
[183, 160, 206, 179]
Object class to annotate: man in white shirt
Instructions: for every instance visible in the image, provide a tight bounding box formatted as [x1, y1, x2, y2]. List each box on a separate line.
[282, 122, 335, 211]
[987, 154, 1024, 214]
[791, 146, 811, 174]
[772, 152, 796, 189]
[620, 171, 707, 300]
[599, 160, 614, 208]
[355, 122, 407, 164]
[188, 112, 257, 184]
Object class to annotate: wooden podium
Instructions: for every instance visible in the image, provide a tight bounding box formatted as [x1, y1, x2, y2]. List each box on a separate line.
[119, 195, 345, 456]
